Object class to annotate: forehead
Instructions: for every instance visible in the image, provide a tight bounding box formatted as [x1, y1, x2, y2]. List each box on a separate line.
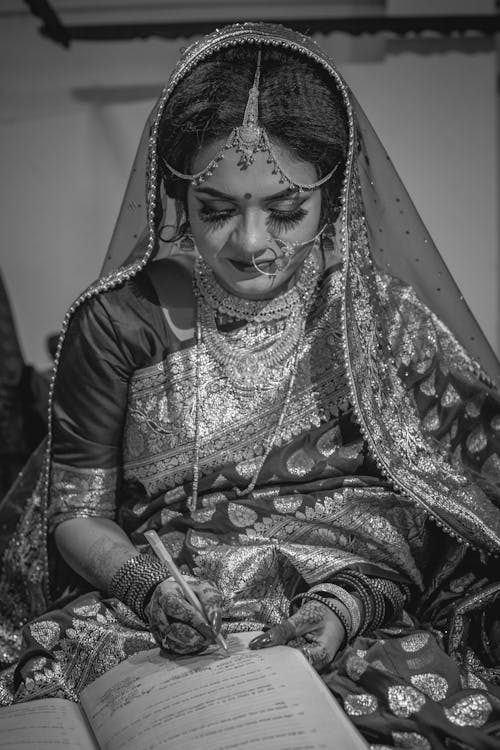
[190, 139, 318, 200]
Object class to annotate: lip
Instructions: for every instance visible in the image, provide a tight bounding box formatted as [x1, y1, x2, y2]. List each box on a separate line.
[228, 258, 276, 275]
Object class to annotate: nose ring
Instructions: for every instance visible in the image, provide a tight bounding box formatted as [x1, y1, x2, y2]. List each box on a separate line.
[251, 247, 279, 277]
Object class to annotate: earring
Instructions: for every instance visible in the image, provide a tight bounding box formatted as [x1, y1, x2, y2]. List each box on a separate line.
[159, 223, 196, 254]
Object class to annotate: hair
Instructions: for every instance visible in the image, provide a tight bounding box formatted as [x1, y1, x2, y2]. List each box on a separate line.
[158, 43, 349, 231]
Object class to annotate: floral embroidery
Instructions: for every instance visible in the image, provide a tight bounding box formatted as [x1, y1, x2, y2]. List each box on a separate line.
[48, 463, 117, 528]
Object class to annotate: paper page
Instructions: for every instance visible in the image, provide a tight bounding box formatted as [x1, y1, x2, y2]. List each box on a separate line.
[81, 633, 368, 750]
[0, 697, 97, 750]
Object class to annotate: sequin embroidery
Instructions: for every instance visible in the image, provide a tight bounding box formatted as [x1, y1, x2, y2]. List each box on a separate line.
[387, 685, 425, 717]
[344, 693, 378, 716]
[443, 694, 491, 727]
[410, 673, 448, 701]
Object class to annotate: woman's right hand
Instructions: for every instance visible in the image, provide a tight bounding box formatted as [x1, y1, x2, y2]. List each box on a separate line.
[144, 577, 223, 654]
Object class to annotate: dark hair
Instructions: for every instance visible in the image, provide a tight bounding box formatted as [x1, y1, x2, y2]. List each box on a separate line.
[158, 43, 348, 229]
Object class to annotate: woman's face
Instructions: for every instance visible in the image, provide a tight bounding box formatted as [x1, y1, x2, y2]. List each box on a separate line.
[187, 139, 322, 299]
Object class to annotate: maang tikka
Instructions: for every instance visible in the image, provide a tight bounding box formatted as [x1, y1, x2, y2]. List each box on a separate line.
[163, 48, 339, 192]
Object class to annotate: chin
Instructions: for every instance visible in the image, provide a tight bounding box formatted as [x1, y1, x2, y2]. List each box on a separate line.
[225, 276, 291, 300]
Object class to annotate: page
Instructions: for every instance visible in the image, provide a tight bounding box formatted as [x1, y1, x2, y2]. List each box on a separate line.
[81, 633, 368, 750]
[0, 697, 97, 750]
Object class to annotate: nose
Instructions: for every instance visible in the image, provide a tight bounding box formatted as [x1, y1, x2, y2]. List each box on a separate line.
[230, 210, 270, 259]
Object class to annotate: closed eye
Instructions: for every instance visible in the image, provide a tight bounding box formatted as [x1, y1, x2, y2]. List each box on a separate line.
[198, 201, 308, 232]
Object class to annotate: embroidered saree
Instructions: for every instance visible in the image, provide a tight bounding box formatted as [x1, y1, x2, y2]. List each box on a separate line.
[1, 22, 500, 750]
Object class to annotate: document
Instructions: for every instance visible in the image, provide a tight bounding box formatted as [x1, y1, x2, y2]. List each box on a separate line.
[0, 633, 368, 750]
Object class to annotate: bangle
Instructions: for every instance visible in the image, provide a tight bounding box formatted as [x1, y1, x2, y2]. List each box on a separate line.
[309, 584, 362, 637]
[330, 571, 385, 634]
[371, 578, 407, 620]
[109, 554, 169, 621]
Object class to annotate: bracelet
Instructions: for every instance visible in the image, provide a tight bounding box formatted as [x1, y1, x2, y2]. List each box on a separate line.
[371, 578, 407, 620]
[328, 572, 372, 632]
[109, 554, 169, 621]
[309, 583, 362, 637]
[330, 571, 385, 633]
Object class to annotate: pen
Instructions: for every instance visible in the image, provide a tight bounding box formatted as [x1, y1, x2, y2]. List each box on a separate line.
[144, 530, 228, 653]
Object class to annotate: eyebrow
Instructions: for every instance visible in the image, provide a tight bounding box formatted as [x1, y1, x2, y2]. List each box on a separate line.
[193, 186, 299, 202]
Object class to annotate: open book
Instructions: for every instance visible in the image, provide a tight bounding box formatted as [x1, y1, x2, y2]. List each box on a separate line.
[0, 632, 368, 749]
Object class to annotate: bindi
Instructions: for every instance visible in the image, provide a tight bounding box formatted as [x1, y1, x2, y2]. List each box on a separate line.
[244, 193, 252, 200]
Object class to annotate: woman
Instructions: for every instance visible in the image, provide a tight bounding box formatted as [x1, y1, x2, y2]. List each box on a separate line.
[1, 21, 500, 748]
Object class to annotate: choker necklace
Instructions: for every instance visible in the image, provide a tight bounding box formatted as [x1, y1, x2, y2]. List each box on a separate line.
[189, 253, 321, 510]
[194, 245, 320, 324]
[194, 253, 320, 388]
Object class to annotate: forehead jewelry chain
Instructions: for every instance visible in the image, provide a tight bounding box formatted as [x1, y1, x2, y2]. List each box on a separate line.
[163, 48, 339, 192]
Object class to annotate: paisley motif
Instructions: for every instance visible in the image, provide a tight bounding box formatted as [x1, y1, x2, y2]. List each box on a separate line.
[28, 622, 61, 649]
[286, 449, 316, 477]
[410, 673, 448, 701]
[273, 496, 303, 513]
[392, 732, 431, 749]
[387, 685, 425, 717]
[227, 504, 258, 528]
[400, 632, 430, 652]
[344, 693, 378, 716]
[316, 426, 342, 457]
[444, 694, 492, 727]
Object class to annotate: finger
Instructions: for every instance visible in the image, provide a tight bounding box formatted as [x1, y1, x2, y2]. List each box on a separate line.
[190, 581, 223, 634]
[147, 600, 213, 654]
[161, 622, 208, 655]
[158, 589, 214, 641]
[249, 600, 327, 650]
[300, 641, 331, 671]
[249, 619, 296, 649]
[156, 580, 217, 639]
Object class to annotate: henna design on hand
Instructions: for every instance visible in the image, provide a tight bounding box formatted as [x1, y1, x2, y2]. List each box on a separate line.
[145, 578, 222, 654]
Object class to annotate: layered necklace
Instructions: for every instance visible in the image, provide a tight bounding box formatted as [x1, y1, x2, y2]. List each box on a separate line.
[189, 252, 321, 510]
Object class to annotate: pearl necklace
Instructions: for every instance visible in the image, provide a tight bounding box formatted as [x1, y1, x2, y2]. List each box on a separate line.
[188, 253, 321, 510]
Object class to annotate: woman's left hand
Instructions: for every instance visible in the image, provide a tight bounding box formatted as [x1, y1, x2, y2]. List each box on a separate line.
[248, 599, 345, 670]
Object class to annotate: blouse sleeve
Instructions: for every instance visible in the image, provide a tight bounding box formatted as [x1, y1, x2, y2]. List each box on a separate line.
[48, 294, 132, 530]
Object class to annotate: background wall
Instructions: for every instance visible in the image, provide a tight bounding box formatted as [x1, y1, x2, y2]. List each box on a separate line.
[0, 1, 498, 370]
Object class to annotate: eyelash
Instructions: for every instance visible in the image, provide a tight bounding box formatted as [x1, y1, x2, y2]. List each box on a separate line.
[198, 205, 308, 232]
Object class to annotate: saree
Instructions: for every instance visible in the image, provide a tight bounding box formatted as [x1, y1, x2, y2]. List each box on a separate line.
[1, 22, 500, 749]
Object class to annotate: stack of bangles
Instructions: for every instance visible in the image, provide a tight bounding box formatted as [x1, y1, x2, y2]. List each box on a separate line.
[290, 571, 407, 645]
[108, 554, 170, 621]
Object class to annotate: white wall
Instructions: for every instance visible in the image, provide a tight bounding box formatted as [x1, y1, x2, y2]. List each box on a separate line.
[0, 10, 498, 369]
